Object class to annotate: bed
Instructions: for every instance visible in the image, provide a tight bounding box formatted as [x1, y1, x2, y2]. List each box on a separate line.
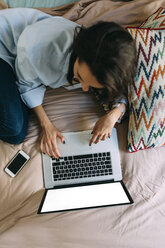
[0, 0, 165, 247]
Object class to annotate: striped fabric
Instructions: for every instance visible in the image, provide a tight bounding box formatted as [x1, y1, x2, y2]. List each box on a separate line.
[140, 7, 165, 29]
[127, 27, 165, 152]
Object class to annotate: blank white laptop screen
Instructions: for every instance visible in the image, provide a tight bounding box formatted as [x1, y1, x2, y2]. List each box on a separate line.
[39, 182, 133, 213]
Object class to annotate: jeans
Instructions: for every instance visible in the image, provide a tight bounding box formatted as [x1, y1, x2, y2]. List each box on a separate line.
[0, 58, 29, 144]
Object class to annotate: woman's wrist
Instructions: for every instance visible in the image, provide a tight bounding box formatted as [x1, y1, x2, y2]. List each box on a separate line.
[106, 103, 126, 122]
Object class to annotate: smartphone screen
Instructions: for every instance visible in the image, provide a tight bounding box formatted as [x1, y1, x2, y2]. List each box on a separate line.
[5, 150, 30, 177]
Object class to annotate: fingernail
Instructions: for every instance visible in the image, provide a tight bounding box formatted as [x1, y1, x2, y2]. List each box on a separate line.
[63, 140, 65, 144]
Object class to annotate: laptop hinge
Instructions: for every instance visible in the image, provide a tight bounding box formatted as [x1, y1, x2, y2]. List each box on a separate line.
[53, 179, 115, 189]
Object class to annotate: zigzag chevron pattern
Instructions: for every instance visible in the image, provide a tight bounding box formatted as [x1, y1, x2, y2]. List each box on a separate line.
[140, 7, 165, 29]
[127, 27, 165, 152]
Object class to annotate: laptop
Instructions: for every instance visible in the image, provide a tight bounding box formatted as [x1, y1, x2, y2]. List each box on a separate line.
[38, 128, 133, 214]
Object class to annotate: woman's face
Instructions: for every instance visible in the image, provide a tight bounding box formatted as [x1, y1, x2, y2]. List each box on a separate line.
[73, 58, 104, 92]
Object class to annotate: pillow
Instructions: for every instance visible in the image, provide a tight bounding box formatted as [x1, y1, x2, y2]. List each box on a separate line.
[140, 7, 165, 29]
[127, 27, 165, 152]
[92, 7, 165, 116]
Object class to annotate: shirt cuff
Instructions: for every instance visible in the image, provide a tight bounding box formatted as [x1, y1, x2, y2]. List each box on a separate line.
[20, 85, 46, 109]
[119, 98, 127, 105]
[111, 98, 127, 123]
[115, 103, 126, 123]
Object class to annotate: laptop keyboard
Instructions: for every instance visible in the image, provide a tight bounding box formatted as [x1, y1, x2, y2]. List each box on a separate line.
[51, 152, 112, 181]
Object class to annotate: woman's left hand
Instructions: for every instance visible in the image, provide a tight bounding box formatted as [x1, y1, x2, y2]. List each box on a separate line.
[89, 106, 124, 145]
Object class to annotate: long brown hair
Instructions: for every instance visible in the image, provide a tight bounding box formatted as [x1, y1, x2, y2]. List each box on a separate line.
[67, 21, 137, 103]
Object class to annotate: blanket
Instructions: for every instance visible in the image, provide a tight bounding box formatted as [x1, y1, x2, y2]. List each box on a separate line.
[0, 1, 165, 248]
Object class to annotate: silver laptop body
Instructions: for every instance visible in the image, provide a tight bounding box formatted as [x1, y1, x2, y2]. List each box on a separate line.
[42, 128, 122, 189]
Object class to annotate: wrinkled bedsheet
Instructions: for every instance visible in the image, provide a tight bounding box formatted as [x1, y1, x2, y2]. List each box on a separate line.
[0, 1, 165, 247]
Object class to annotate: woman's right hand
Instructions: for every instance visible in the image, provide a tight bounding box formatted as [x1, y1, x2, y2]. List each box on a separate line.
[33, 105, 64, 158]
[40, 122, 65, 158]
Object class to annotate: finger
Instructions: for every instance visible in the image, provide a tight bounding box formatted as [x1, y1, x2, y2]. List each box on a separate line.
[89, 133, 98, 145]
[40, 138, 49, 155]
[50, 142, 60, 159]
[95, 134, 102, 144]
[101, 134, 107, 141]
[45, 140, 53, 158]
[40, 138, 44, 153]
[57, 133, 65, 144]
[51, 140, 61, 158]
[108, 132, 111, 138]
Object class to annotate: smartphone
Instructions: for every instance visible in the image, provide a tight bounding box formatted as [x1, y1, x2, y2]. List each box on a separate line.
[4, 150, 30, 177]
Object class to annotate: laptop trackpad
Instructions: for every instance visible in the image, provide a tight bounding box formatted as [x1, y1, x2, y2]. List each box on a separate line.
[57, 130, 93, 156]
[39, 181, 133, 213]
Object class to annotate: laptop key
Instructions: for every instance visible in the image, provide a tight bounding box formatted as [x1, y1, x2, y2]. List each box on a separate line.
[74, 154, 93, 159]
[53, 162, 60, 166]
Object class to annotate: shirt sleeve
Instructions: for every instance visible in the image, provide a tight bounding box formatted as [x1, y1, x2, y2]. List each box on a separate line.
[16, 78, 46, 109]
[15, 17, 78, 109]
[15, 45, 47, 109]
[111, 96, 128, 123]
[13, 10, 53, 109]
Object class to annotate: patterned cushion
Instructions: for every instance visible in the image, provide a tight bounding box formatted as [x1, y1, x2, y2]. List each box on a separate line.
[127, 27, 165, 152]
[140, 7, 165, 29]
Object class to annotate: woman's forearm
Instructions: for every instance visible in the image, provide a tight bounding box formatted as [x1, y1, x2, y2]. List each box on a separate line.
[33, 105, 52, 128]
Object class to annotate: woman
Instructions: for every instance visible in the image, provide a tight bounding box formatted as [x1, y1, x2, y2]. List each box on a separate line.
[0, 8, 136, 158]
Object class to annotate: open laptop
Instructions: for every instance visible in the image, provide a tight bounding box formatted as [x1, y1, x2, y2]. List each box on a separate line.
[38, 128, 133, 214]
